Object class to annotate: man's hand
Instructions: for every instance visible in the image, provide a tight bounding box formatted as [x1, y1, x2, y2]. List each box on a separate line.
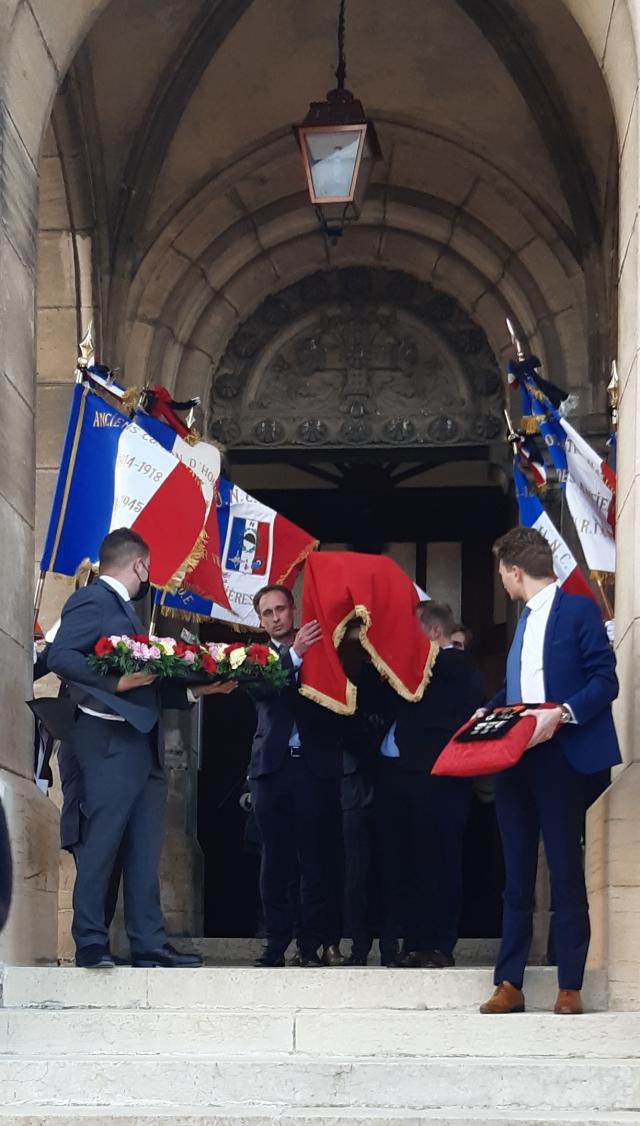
[116, 671, 157, 693]
[190, 681, 238, 699]
[470, 707, 489, 722]
[523, 706, 563, 748]
[292, 619, 322, 658]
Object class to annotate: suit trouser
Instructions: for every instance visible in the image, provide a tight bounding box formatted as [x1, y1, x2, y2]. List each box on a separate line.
[342, 806, 374, 956]
[71, 713, 167, 954]
[493, 738, 589, 990]
[251, 754, 341, 957]
[376, 759, 471, 956]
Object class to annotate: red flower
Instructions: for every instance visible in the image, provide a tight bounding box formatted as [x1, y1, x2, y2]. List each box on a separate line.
[130, 634, 149, 643]
[225, 642, 246, 655]
[246, 643, 268, 666]
[94, 637, 114, 657]
[174, 641, 187, 656]
[200, 654, 217, 675]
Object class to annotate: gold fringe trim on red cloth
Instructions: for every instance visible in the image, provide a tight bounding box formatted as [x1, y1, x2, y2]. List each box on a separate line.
[275, 539, 320, 586]
[298, 604, 440, 716]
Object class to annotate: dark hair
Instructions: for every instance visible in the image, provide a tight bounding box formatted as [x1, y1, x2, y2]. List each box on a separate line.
[492, 527, 554, 579]
[420, 601, 456, 637]
[253, 583, 295, 616]
[99, 528, 149, 570]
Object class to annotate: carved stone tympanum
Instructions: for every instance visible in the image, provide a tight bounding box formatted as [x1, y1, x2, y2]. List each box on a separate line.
[209, 268, 504, 449]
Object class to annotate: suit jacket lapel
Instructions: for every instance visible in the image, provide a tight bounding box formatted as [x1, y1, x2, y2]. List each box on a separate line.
[542, 588, 562, 700]
[97, 579, 144, 633]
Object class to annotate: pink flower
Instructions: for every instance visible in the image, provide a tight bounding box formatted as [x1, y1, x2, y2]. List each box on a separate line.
[182, 649, 196, 665]
[148, 646, 161, 660]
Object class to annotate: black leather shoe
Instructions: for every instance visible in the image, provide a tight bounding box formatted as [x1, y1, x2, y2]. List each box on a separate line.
[255, 949, 286, 967]
[75, 945, 115, 969]
[419, 948, 455, 968]
[321, 943, 346, 967]
[394, 950, 422, 968]
[345, 954, 368, 966]
[297, 951, 323, 967]
[130, 943, 202, 968]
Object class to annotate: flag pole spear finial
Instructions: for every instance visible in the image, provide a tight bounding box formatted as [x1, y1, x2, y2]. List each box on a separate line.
[77, 320, 95, 382]
[607, 360, 619, 430]
[506, 317, 525, 362]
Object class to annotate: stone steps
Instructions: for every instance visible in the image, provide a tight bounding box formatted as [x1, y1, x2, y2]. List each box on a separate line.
[1, 966, 636, 1123]
[0, 965, 608, 1012]
[1, 1008, 638, 1058]
[0, 1054, 638, 1112]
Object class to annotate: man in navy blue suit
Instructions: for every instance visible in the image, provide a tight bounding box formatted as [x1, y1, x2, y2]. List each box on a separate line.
[479, 527, 620, 1016]
[248, 585, 344, 967]
[48, 528, 233, 969]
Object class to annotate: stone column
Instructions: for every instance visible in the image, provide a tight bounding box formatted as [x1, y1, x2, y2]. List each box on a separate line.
[0, 106, 59, 965]
[586, 48, 640, 1009]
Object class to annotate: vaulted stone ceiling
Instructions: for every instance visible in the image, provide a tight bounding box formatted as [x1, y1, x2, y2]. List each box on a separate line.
[39, 0, 618, 435]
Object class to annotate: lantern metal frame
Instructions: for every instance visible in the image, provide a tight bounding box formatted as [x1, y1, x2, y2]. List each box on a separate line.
[293, 0, 382, 241]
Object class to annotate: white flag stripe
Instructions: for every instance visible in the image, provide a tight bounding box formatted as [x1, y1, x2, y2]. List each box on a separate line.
[559, 419, 615, 573]
[110, 422, 182, 528]
[532, 510, 580, 585]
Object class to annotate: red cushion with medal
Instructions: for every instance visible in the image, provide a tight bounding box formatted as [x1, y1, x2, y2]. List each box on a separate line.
[431, 704, 558, 778]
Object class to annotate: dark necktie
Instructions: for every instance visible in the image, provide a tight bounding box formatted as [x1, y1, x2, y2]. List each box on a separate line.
[506, 606, 531, 705]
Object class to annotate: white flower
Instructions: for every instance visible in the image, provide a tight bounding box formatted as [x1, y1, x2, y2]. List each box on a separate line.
[229, 647, 247, 669]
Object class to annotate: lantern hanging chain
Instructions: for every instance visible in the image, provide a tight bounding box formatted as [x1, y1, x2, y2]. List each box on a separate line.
[335, 0, 347, 90]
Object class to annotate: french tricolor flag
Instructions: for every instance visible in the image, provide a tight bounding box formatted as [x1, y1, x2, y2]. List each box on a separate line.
[40, 386, 207, 590]
[513, 462, 595, 602]
[133, 412, 229, 607]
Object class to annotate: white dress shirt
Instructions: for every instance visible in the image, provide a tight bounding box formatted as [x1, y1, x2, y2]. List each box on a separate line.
[520, 581, 557, 703]
[520, 581, 576, 721]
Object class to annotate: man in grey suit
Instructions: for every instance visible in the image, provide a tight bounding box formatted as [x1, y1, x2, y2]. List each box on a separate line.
[48, 528, 232, 969]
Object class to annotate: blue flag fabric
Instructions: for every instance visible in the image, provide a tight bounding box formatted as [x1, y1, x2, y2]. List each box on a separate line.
[40, 386, 130, 575]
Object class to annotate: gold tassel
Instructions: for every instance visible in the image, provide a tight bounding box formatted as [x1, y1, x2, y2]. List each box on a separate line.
[184, 429, 201, 447]
[121, 387, 141, 415]
[521, 415, 539, 435]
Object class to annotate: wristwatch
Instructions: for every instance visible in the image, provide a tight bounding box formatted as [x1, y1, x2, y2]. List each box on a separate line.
[559, 705, 573, 725]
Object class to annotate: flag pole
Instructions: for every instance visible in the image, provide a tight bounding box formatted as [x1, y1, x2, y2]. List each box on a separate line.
[34, 323, 95, 630]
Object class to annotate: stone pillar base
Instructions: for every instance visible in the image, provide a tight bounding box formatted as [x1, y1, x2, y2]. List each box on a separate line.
[0, 769, 59, 965]
[587, 762, 640, 1011]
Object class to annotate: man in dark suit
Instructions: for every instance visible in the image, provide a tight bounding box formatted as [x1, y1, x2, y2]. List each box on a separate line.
[376, 602, 484, 968]
[248, 584, 344, 967]
[478, 527, 620, 1016]
[47, 528, 231, 969]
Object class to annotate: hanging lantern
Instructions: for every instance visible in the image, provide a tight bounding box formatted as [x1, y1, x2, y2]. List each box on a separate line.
[293, 1, 382, 241]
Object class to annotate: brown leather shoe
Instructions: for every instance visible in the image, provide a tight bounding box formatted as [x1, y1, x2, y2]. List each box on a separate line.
[321, 943, 346, 967]
[479, 981, 525, 1014]
[554, 989, 583, 1015]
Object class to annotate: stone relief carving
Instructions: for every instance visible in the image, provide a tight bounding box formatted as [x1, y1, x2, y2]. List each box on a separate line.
[209, 268, 504, 449]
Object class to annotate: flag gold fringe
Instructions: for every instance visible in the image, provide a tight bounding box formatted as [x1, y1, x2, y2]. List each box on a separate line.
[275, 538, 320, 586]
[520, 415, 539, 434]
[162, 528, 208, 594]
[159, 604, 257, 633]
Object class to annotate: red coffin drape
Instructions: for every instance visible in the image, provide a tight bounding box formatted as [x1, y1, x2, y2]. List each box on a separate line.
[298, 551, 437, 715]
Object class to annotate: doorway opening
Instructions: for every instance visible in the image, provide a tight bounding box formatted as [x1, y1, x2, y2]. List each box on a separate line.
[197, 448, 511, 944]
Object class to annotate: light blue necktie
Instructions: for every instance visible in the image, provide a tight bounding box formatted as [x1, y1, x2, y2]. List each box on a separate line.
[506, 606, 530, 704]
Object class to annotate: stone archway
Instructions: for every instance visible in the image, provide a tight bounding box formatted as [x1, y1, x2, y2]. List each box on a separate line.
[0, 0, 638, 996]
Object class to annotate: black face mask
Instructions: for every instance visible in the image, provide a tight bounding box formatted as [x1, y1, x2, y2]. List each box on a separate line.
[132, 578, 150, 602]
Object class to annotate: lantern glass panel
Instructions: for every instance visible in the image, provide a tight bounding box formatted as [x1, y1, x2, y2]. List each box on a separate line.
[303, 127, 365, 202]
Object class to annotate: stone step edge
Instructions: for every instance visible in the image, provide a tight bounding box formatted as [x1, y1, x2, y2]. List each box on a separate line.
[1, 1052, 637, 1066]
[0, 1108, 636, 1123]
